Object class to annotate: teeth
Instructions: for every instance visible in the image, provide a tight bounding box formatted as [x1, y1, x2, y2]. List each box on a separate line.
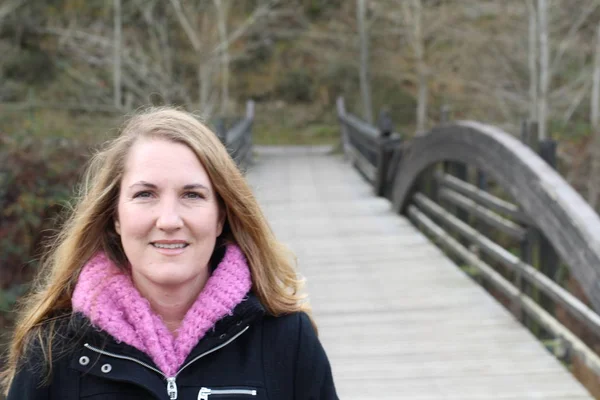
[153, 243, 187, 249]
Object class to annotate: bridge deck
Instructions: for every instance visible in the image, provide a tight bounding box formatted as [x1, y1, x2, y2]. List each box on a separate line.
[246, 147, 592, 400]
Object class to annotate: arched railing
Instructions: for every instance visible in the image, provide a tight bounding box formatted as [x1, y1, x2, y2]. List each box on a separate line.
[336, 96, 600, 375]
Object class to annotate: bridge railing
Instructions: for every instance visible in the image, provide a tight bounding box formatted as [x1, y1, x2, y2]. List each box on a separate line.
[336, 97, 404, 197]
[213, 100, 255, 169]
[336, 97, 600, 375]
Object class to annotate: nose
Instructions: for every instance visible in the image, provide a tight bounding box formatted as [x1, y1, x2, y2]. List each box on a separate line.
[155, 198, 183, 232]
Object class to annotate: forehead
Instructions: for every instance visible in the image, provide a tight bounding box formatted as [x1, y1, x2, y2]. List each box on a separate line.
[122, 138, 211, 184]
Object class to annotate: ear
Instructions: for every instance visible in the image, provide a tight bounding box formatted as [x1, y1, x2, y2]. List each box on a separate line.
[216, 209, 226, 237]
[114, 218, 121, 235]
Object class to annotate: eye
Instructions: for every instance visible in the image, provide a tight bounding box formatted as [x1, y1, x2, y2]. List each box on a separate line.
[183, 191, 206, 200]
[133, 191, 153, 199]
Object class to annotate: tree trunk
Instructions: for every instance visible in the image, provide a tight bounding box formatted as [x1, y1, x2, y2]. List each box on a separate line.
[413, 0, 427, 134]
[113, 0, 122, 109]
[592, 23, 600, 131]
[169, 0, 205, 108]
[588, 23, 600, 210]
[538, 0, 549, 140]
[588, 131, 600, 210]
[357, 0, 373, 124]
[199, 62, 213, 116]
[527, 0, 538, 122]
[214, 0, 230, 117]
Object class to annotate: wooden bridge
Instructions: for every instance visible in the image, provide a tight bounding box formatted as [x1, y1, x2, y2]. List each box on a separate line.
[225, 101, 600, 399]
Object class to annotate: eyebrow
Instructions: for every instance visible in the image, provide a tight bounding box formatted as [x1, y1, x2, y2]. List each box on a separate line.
[129, 181, 211, 191]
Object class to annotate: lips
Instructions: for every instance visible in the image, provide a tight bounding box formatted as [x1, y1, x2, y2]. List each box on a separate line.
[151, 241, 189, 249]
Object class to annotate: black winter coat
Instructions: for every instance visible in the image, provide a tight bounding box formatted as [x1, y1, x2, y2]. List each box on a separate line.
[7, 294, 338, 400]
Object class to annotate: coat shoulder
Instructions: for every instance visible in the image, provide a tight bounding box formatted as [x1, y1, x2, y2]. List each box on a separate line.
[261, 312, 338, 399]
[262, 311, 313, 334]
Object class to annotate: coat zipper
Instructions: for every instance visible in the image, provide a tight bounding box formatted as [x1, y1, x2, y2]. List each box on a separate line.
[198, 387, 257, 399]
[84, 325, 250, 400]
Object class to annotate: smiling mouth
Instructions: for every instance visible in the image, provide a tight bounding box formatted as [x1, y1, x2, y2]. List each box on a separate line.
[151, 243, 189, 249]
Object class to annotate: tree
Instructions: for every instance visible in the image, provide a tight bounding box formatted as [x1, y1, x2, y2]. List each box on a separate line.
[592, 23, 600, 131]
[588, 22, 600, 209]
[538, 0, 549, 140]
[356, 0, 373, 124]
[0, 0, 25, 24]
[527, 0, 538, 122]
[402, 0, 427, 134]
[369, 0, 460, 132]
[214, 0, 231, 117]
[170, 0, 275, 116]
[169, 0, 213, 113]
[113, 0, 122, 109]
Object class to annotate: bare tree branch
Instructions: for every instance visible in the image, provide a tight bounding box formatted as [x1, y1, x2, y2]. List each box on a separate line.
[0, 0, 25, 21]
[169, 0, 202, 52]
[549, 1, 599, 80]
[209, 1, 274, 56]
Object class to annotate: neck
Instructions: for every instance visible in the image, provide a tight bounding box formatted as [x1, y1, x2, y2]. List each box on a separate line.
[132, 269, 211, 335]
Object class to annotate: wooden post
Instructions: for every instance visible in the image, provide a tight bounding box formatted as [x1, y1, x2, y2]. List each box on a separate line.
[539, 137, 558, 314]
[440, 104, 450, 123]
[521, 121, 539, 268]
[519, 119, 559, 329]
[375, 141, 392, 197]
[441, 104, 451, 182]
[375, 109, 395, 197]
[475, 169, 489, 235]
[523, 120, 540, 153]
[441, 105, 452, 206]
[336, 97, 351, 159]
[516, 120, 540, 323]
[215, 117, 227, 145]
[246, 99, 255, 120]
[245, 100, 255, 165]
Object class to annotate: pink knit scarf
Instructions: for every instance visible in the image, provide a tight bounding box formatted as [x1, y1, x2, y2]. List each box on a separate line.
[72, 244, 252, 377]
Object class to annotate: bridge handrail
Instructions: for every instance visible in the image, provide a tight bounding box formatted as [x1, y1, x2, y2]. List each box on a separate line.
[222, 100, 254, 169]
[392, 121, 600, 309]
[336, 97, 389, 187]
[335, 97, 600, 374]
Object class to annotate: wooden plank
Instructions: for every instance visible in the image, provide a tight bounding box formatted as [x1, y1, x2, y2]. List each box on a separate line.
[434, 172, 528, 223]
[408, 204, 600, 377]
[438, 187, 527, 240]
[413, 192, 600, 340]
[247, 148, 593, 399]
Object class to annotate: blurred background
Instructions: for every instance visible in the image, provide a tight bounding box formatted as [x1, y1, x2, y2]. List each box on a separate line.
[3, 0, 600, 392]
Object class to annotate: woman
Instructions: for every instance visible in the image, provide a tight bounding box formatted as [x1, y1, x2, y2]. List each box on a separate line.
[1, 108, 338, 399]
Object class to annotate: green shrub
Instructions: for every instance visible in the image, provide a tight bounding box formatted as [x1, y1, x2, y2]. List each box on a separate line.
[371, 76, 417, 128]
[0, 132, 91, 323]
[276, 69, 315, 103]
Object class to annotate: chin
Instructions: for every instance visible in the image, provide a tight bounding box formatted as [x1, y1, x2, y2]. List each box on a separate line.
[146, 268, 204, 287]
[150, 274, 193, 287]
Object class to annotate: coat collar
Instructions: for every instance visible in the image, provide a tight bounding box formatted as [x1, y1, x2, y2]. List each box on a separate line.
[68, 292, 265, 372]
[71, 244, 255, 376]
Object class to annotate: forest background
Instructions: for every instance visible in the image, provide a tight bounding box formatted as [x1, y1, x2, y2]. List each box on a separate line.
[3, 0, 600, 392]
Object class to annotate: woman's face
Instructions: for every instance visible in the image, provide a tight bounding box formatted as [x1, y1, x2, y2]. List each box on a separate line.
[115, 138, 224, 288]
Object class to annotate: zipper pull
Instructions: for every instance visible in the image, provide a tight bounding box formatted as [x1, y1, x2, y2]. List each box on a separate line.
[198, 387, 212, 399]
[167, 377, 178, 399]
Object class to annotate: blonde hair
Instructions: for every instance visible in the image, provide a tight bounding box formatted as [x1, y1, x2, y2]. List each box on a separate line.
[1, 107, 311, 393]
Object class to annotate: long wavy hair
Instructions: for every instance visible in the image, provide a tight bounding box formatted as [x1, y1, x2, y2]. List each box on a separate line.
[1, 107, 310, 393]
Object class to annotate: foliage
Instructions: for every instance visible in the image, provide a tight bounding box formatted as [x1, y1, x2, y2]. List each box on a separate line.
[252, 102, 338, 145]
[276, 68, 315, 103]
[371, 76, 417, 128]
[0, 126, 93, 324]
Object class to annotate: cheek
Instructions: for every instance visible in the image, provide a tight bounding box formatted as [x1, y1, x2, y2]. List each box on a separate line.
[118, 205, 151, 237]
[193, 206, 223, 236]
